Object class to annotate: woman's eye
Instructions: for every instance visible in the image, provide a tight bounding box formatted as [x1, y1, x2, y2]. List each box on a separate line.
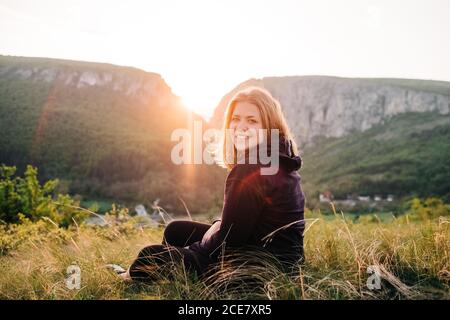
[231, 117, 239, 122]
[248, 119, 257, 124]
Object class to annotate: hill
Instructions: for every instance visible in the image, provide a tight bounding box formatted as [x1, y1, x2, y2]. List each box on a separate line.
[0, 55, 226, 215]
[209, 76, 450, 203]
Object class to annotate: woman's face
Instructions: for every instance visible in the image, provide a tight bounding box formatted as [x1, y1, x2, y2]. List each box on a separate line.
[229, 101, 263, 151]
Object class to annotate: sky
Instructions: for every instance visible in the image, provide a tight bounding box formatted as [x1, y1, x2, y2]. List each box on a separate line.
[1, 0, 449, 119]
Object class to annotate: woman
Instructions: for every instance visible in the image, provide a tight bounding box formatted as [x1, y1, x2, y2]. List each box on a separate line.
[117, 86, 305, 282]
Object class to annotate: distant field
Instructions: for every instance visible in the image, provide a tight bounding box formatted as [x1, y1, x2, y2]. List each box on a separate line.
[80, 199, 115, 214]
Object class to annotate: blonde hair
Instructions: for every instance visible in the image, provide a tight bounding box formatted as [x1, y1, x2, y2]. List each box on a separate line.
[219, 86, 298, 170]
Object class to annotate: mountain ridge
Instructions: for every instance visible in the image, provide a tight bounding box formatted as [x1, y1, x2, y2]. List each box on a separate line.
[0, 55, 224, 215]
[1, 54, 449, 210]
[210, 75, 450, 148]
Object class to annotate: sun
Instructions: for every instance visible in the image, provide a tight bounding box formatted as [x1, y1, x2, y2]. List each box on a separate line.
[180, 96, 215, 121]
[172, 81, 226, 122]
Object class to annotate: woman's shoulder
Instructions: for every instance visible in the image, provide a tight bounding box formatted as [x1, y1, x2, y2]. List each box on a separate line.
[228, 163, 266, 179]
[226, 163, 283, 190]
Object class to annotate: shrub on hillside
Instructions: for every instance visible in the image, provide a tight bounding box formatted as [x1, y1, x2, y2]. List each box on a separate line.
[0, 164, 88, 227]
[403, 196, 450, 221]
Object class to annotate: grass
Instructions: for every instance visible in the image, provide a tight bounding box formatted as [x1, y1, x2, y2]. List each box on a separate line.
[0, 205, 448, 300]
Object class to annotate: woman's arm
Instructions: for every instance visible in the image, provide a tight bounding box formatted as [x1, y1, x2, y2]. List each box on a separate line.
[218, 164, 267, 247]
[191, 164, 268, 258]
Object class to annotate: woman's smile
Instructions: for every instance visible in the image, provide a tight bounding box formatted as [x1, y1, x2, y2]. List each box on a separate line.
[235, 132, 250, 139]
[229, 101, 263, 151]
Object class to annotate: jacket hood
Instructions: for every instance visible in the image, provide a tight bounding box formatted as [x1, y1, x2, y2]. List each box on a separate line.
[277, 135, 303, 172]
[239, 134, 303, 172]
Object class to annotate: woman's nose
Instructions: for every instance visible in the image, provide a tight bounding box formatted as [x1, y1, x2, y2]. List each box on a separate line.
[236, 123, 248, 132]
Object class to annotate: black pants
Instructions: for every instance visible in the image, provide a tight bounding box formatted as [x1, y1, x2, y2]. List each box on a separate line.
[129, 220, 212, 281]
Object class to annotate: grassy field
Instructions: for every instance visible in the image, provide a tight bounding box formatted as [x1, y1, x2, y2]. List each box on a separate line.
[0, 203, 448, 300]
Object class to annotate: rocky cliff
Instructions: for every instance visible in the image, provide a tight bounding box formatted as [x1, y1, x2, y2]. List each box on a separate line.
[210, 76, 450, 147]
[0, 55, 179, 108]
[0, 55, 222, 215]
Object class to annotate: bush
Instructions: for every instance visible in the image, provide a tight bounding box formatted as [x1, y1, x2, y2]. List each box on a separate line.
[0, 214, 72, 255]
[403, 197, 450, 221]
[0, 164, 88, 227]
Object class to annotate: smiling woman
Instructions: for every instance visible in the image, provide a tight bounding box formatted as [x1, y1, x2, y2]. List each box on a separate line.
[118, 86, 305, 282]
[229, 101, 264, 151]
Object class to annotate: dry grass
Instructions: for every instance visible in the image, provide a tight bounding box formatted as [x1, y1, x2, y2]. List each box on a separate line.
[0, 206, 448, 300]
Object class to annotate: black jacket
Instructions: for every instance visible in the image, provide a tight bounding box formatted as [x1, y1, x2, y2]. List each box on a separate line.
[189, 135, 306, 265]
